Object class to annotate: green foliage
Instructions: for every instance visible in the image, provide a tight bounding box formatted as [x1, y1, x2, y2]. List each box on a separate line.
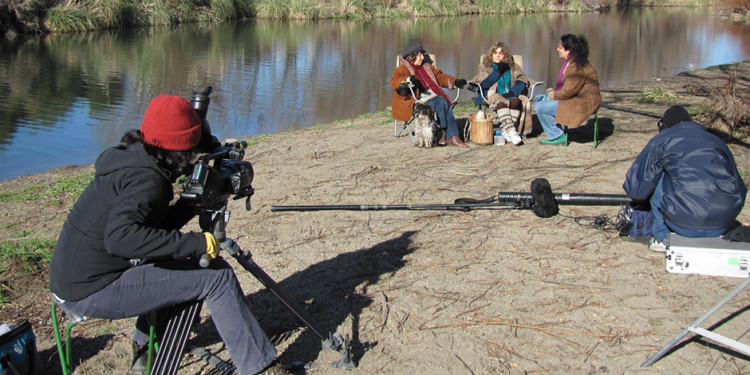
[634, 86, 679, 104]
[44, 5, 104, 32]
[476, 0, 542, 12]
[254, 0, 287, 18]
[373, 6, 405, 18]
[688, 102, 711, 118]
[565, 0, 589, 12]
[38, 0, 259, 32]
[0, 238, 56, 266]
[338, 0, 372, 18]
[408, 0, 442, 16]
[476, 0, 514, 13]
[245, 134, 270, 146]
[8, 0, 652, 34]
[436, 0, 463, 15]
[0, 171, 93, 203]
[255, 0, 318, 19]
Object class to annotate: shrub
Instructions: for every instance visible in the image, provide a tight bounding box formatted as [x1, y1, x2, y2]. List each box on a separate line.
[633, 86, 679, 103]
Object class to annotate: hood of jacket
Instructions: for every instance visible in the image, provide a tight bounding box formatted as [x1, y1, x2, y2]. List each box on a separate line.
[95, 143, 170, 181]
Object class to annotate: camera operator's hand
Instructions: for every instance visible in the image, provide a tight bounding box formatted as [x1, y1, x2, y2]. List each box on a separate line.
[204, 232, 220, 259]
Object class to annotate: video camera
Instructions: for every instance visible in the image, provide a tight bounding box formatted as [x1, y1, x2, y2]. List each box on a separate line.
[180, 86, 255, 211]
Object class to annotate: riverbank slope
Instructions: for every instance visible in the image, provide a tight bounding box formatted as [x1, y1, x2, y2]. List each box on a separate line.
[2, 0, 739, 37]
[1, 61, 750, 374]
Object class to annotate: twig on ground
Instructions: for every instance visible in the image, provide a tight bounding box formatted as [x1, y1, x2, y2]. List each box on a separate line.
[454, 353, 476, 375]
[454, 303, 491, 318]
[580, 341, 600, 364]
[542, 279, 614, 291]
[420, 319, 616, 339]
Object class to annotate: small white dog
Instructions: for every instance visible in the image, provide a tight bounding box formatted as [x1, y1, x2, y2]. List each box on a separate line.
[412, 103, 440, 148]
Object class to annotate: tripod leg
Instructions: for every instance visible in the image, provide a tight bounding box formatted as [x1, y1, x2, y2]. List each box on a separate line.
[641, 277, 750, 367]
[151, 301, 203, 375]
[228, 246, 354, 369]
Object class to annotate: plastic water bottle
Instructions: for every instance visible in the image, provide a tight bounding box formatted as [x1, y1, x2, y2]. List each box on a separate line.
[494, 130, 505, 145]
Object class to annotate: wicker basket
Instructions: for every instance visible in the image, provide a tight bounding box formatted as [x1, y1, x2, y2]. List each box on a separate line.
[468, 113, 494, 145]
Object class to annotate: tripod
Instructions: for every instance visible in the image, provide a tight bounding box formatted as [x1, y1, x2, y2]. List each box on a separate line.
[148, 203, 354, 375]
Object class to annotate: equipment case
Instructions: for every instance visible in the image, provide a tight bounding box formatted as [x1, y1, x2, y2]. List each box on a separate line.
[665, 233, 750, 278]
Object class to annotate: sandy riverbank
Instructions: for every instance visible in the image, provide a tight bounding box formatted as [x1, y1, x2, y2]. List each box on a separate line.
[1, 61, 749, 374]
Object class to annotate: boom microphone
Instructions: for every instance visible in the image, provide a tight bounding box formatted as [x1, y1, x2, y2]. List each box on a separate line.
[270, 178, 633, 218]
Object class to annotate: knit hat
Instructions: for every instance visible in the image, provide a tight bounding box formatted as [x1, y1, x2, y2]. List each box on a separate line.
[659, 105, 692, 131]
[141, 95, 202, 151]
[402, 42, 424, 58]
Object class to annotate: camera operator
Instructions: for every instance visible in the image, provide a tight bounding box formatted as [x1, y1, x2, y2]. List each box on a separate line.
[49, 95, 289, 375]
[623, 105, 747, 251]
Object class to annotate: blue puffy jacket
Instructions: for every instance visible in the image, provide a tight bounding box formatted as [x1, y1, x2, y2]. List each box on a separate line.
[623, 121, 747, 231]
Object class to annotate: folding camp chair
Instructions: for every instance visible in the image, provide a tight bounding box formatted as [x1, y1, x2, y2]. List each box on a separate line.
[52, 299, 203, 375]
[466, 55, 543, 141]
[393, 54, 461, 144]
[469, 54, 543, 109]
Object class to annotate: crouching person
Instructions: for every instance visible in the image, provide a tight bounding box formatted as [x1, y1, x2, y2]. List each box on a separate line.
[49, 95, 288, 375]
[623, 105, 747, 251]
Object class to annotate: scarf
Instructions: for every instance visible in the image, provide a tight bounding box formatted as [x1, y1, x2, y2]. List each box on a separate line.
[408, 61, 452, 106]
[555, 60, 568, 91]
[491, 62, 512, 95]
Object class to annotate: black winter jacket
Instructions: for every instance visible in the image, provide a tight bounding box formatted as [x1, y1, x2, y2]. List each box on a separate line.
[50, 143, 205, 301]
[623, 121, 747, 231]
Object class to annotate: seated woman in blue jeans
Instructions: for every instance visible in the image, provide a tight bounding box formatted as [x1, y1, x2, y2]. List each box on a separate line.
[534, 34, 601, 146]
[390, 42, 468, 147]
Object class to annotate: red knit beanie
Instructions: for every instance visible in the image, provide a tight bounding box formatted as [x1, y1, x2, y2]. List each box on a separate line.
[141, 95, 202, 151]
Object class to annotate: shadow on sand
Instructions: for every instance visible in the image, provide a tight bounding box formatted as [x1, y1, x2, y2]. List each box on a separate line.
[189, 230, 419, 371]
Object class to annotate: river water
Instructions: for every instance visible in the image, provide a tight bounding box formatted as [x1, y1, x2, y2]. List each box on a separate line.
[0, 7, 748, 181]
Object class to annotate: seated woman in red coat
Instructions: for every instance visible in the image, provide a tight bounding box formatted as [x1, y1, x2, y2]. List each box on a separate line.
[390, 42, 468, 147]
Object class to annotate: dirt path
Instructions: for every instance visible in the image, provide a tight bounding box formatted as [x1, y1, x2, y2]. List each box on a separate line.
[1, 61, 749, 374]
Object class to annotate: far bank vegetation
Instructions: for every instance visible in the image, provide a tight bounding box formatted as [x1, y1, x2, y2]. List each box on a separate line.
[1, 0, 724, 37]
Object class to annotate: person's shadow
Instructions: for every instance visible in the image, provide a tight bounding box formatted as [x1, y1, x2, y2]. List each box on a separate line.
[189, 230, 418, 371]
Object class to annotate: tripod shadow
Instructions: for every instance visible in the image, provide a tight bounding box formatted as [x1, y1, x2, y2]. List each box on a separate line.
[190, 230, 418, 370]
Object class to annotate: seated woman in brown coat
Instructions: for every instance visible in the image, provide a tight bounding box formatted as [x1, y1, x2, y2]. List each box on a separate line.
[471, 42, 531, 145]
[390, 42, 468, 147]
[534, 34, 601, 146]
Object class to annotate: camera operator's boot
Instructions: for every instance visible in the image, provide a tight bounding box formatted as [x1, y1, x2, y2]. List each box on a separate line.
[128, 341, 150, 375]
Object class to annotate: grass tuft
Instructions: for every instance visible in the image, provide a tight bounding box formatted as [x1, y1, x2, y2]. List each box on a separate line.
[0, 238, 56, 273]
[634, 86, 679, 103]
[0, 172, 93, 203]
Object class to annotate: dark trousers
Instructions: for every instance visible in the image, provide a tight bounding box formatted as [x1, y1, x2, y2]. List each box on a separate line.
[61, 258, 276, 375]
[425, 96, 459, 139]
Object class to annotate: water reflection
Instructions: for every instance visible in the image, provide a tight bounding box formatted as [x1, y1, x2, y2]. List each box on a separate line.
[0, 8, 748, 181]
